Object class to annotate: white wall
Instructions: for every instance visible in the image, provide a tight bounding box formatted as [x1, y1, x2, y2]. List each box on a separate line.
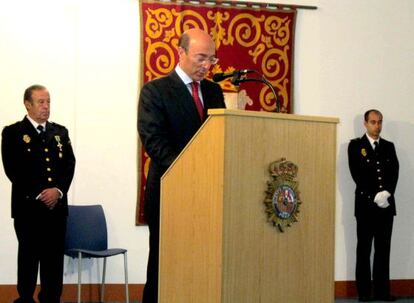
[0, 0, 413, 284]
[296, 0, 414, 280]
[0, 0, 145, 284]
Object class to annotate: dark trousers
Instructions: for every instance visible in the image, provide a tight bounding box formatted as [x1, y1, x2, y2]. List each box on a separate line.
[14, 213, 66, 303]
[356, 213, 394, 298]
[142, 216, 160, 303]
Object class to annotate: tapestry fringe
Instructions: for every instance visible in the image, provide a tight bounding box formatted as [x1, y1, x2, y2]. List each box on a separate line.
[144, 0, 317, 11]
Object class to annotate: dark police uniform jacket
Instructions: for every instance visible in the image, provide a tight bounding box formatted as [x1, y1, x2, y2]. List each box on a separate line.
[1, 116, 76, 218]
[348, 134, 399, 217]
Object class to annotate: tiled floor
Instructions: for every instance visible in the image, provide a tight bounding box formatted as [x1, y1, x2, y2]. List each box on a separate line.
[99, 300, 414, 303]
[100, 300, 414, 303]
[336, 298, 414, 302]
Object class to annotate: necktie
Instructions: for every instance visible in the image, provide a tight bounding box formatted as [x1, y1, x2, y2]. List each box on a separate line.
[373, 141, 378, 150]
[37, 125, 46, 141]
[191, 81, 204, 120]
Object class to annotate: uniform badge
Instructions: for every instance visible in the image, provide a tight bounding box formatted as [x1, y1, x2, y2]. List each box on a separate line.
[264, 158, 302, 232]
[361, 148, 367, 157]
[23, 134, 31, 143]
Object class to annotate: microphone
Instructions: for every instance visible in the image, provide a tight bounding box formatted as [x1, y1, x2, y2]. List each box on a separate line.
[212, 69, 255, 82]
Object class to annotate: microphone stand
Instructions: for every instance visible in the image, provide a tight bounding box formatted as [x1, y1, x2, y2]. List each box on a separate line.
[232, 73, 280, 113]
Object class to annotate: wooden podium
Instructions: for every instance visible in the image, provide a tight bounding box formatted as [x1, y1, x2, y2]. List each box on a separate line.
[159, 109, 339, 303]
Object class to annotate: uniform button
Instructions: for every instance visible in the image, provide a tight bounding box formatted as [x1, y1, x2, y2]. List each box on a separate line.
[47, 167, 51, 171]
[379, 185, 383, 188]
[48, 177, 52, 182]
[377, 161, 380, 164]
[46, 158, 50, 162]
[378, 177, 382, 180]
[377, 169, 381, 172]
[44, 148, 49, 152]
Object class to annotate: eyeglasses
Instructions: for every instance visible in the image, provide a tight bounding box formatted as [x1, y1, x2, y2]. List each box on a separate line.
[181, 46, 219, 65]
[193, 54, 219, 65]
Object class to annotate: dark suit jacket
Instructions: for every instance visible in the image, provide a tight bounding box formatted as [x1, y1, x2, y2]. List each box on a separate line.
[348, 134, 399, 217]
[1, 116, 76, 218]
[138, 70, 225, 223]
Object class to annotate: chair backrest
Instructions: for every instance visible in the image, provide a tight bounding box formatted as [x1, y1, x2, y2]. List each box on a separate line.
[65, 204, 108, 258]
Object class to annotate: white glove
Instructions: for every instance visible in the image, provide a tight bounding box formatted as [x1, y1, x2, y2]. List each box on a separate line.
[374, 190, 391, 208]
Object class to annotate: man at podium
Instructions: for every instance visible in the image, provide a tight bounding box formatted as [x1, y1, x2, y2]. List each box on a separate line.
[348, 109, 399, 302]
[138, 28, 226, 303]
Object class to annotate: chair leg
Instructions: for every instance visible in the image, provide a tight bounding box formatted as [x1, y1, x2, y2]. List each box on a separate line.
[77, 252, 82, 303]
[124, 252, 129, 303]
[101, 257, 107, 302]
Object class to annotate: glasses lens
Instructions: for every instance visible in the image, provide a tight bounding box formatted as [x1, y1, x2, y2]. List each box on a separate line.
[210, 57, 219, 65]
[194, 54, 219, 65]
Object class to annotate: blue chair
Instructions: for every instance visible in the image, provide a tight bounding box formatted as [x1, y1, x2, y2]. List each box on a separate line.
[64, 204, 129, 303]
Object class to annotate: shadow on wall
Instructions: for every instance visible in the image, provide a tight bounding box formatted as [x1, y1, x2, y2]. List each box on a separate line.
[386, 120, 414, 277]
[337, 113, 364, 281]
[64, 257, 102, 282]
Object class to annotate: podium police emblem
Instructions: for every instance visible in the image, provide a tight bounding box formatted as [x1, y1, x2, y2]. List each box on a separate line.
[264, 158, 302, 232]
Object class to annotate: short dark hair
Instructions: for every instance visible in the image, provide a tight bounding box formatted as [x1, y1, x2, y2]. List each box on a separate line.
[364, 109, 382, 122]
[178, 32, 190, 52]
[24, 84, 46, 103]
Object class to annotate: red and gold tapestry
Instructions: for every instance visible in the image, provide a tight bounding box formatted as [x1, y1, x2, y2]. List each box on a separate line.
[137, 0, 296, 224]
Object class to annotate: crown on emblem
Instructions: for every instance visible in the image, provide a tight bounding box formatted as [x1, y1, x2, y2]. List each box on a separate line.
[269, 158, 298, 178]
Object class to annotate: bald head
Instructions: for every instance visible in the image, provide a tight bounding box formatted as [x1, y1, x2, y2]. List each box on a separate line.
[179, 28, 214, 50]
[178, 28, 217, 81]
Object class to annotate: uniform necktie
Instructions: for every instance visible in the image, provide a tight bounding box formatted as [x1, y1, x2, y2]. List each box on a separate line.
[374, 141, 378, 150]
[37, 125, 46, 141]
[191, 81, 204, 120]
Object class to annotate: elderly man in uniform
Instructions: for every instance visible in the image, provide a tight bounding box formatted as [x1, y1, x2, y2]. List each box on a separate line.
[348, 109, 399, 302]
[1, 84, 76, 303]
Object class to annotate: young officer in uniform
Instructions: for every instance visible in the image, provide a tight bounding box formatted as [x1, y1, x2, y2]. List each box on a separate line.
[348, 109, 399, 302]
